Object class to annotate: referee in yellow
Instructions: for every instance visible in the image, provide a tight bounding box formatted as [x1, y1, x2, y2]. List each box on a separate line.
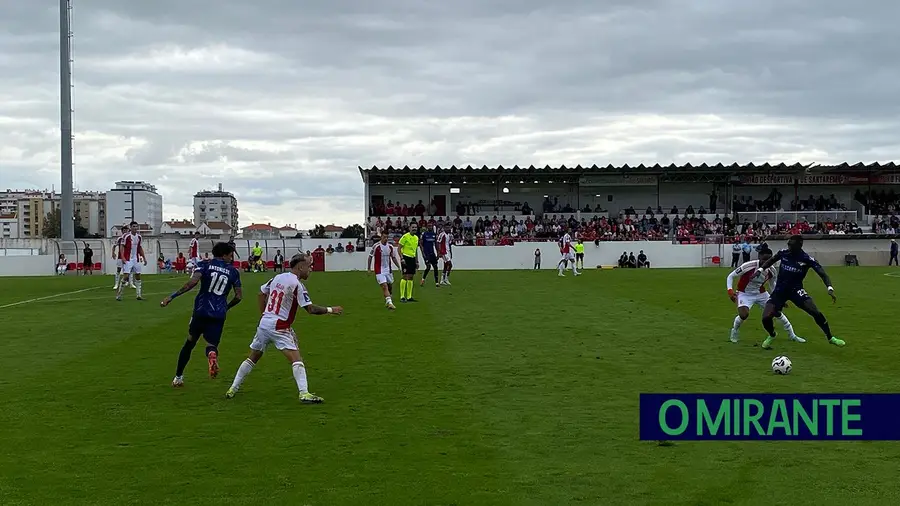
[398, 222, 420, 302]
[574, 239, 585, 270]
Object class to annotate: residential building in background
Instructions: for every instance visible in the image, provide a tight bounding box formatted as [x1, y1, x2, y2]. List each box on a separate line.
[278, 225, 301, 238]
[194, 184, 239, 233]
[0, 213, 18, 238]
[240, 223, 280, 240]
[323, 225, 344, 239]
[105, 181, 163, 235]
[0, 189, 106, 238]
[160, 220, 233, 238]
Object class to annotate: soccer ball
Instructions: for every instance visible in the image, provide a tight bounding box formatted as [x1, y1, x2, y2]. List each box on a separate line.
[771, 355, 792, 375]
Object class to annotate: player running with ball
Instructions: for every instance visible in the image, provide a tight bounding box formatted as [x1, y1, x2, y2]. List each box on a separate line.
[225, 252, 343, 403]
[756, 235, 845, 349]
[726, 247, 804, 344]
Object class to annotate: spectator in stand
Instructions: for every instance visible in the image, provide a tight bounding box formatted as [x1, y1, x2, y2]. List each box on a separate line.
[326, 244, 335, 254]
[82, 244, 94, 275]
[335, 243, 345, 253]
[637, 250, 650, 268]
[273, 249, 284, 272]
[891, 239, 898, 266]
[346, 242, 355, 253]
[57, 254, 68, 275]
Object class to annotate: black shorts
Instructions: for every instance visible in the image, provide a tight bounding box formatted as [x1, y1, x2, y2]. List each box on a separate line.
[401, 256, 417, 275]
[424, 256, 438, 267]
[768, 287, 812, 312]
[189, 314, 226, 346]
[575, 253, 584, 260]
[83, 259, 93, 267]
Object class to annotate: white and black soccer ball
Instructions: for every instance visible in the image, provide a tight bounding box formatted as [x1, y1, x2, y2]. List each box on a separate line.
[771, 355, 792, 375]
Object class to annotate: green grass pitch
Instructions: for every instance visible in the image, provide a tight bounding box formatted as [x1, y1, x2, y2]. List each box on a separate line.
[1, 267, 900, 505]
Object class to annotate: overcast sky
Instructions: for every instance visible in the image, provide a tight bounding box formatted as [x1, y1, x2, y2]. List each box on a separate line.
[1, 1, 899, 228]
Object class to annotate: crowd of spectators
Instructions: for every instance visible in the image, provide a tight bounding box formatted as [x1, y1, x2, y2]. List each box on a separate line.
[732, 190, 848, 213]
[856, 189, 900, 215]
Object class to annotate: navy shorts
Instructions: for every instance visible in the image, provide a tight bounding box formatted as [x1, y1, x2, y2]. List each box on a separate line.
[189, 314, 226, 346]
[768, 287, 812, 312]
[424, 255, 438, 267]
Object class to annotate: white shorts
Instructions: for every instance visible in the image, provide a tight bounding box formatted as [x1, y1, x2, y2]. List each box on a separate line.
[561, 252, 575, 261]
[116, 258, 124, 268]
[441, 255, 451, 263]
[250, 327, 298, 352]
[122, 260, 143, 274]
[191, 257, 201, 266]
[375, 273, 394, 285]
[737, 291, 769, 309]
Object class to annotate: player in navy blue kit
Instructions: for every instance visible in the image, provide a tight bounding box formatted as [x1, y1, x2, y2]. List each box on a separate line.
[161, 242, 243, 386]
[419, 226, 440, 287]
[756, 235, 845, 349]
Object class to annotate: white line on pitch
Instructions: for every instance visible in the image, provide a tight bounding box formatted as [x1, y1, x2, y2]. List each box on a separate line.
[0, 287, 103, 309]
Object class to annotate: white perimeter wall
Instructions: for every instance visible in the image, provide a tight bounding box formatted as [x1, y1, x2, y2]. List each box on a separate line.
[0, 238, 895, 276]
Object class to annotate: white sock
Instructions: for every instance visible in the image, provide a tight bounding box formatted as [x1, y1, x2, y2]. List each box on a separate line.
[136, 280, 142, 297]
[116, 272, 121, 285]
[116, 280, 125, 297]
[292, 361, 309, 393]
[230, 359, 254, 390]
[386, 296, 393, 305]
[733, 315, 744, 330]
[778, 314, 795, 337]
[571, 263, 578, 273]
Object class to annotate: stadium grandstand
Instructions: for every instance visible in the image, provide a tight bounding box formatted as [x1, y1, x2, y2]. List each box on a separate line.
[359, 162, 900, 249]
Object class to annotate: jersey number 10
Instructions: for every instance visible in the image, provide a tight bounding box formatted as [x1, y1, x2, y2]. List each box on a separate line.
[208, 271, 230, 295]
[267, 290, 284, 312]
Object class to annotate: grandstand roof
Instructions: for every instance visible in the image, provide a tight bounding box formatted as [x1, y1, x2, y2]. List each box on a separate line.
[359, 162, 899, 183]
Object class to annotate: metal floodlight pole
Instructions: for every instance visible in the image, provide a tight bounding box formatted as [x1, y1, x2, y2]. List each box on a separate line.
[59, 0, 75, 240]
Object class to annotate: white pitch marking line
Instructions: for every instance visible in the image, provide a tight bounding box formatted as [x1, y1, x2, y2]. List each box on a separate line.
[0, 286, 103, 309]
[884, 271, 900, 278]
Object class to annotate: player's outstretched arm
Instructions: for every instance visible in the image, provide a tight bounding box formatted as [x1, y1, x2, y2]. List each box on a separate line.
[227, 286, 243, 309]
[160, 271, 202, 306]
[305, 304, 343, 315]
[811, 262, 836, 301]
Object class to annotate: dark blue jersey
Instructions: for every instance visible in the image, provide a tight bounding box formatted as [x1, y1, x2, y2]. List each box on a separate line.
[193, 258, 241, 319]
[420, 231, 437, 258]
[892, 242, 898, 255]
[771, 248, 825, 293]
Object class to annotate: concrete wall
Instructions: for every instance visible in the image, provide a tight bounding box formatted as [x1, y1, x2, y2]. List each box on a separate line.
[0, 237, 895, 276]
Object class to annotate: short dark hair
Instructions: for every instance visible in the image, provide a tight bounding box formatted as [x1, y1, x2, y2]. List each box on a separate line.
[129, 221, 138, 227]
[211, 242, 233, 258]
[790, 234, 803, 242]
[758, 247, 773, 255]
[289, 253, 308, 268]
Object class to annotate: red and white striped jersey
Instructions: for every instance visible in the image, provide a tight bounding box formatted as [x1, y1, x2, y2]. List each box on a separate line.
[369, 242, 396, 275]
[189, 238, 199, 258]
[437, 231, 452, 256]
[121, 233, 143, 262]
[559, 233, 573, 253]
[116, 232, 126, 260]
[259, 273, 311, 331]
[727, 260, 776, 294]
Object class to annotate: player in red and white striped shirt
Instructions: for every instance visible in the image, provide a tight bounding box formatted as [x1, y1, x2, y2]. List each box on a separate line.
[188, 231, 201, 275]
[112, 224, 136, 290]
[436, 224, 453, 285]
[116, 221, 148, 301]
[225, 252, 343, 404]
[367, 232, 401, 309]
[557, 228, 580, 277]
[726, 247, 804, 344]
